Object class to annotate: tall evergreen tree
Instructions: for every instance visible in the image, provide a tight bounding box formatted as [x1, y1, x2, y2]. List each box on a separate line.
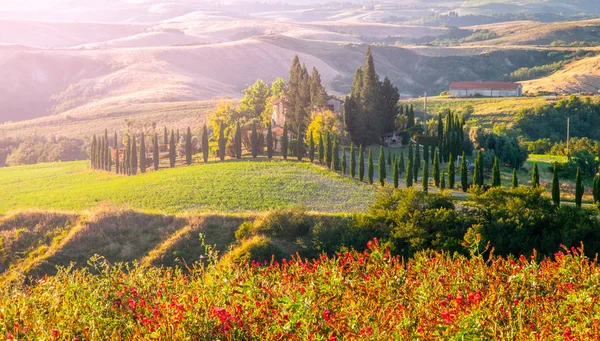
[422, 142, 429, 169]
[448, 154, 455, 189]
[281, 123, 289, 160]
[398, 151, 404, 175]
[531, 163, 540, 188]
[297, 124, 304, 161]
[441, 171, 446, 190]
[104, 129, 109, 170]
[251, 122, 258, 159]
[552, 164, 560, 207]
[332, 137, 340, 171]
[473, 150, 483, 187]
[406, 159, 413, 188]
[387, 150, 392, 166]
[153, 133, 159, 171]
[202, 124, 209, 163]
[368, 148, 374, 184]
[125, 135, 131, 175]
[163, 127, 168, 145]
[492, 157, 501, 187]
[407, 104, 415, 129]
[575, 168, 584, 208]
[318, 134, 325, 165]
[378, 146, 385, 186]
[131, 134, 138, 175]
[342, 148, 347, 175]
[176, 130, 180, 145]
[350, 143, 356, 178]
[266, 123, 273, 160]
[393, 157, 399, 188]
[359, 145, 365, 182]
[185, 127, 193, 165]
[413, 143, 420, 182]
[139, 133, 147, 174]
[170, 130, 177, 167]
[512, 169, 518, 188]
[422, 160, 429, 193]
[235, 122, 242, 159]
[408, 143, 414, 172]
[309, 67, 328, 110]
[91, 135, 97, 169]
[115, 148, 120, 175]
[218, 124, 226, 161]
[113, 132, 118, 173]
[433, 148, 440, 187]
[460, 152, 468, 192]
[325, 133, 332, 169]
[593, 175, 600, 204]
[309, 131, 315, 162]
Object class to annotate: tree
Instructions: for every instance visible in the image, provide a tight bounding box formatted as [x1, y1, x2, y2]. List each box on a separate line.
[131, 134, 138, 175]
[310, 67, 328, 110]
[115, 146, 120, 175]
[575, 167, 584, 208]
[170, 130, 177, 167]
[433, 148, 440, 187]
[125, 135, 131, 175]
[266, 123, 273, 159]
[398, 151, 404, 176]
[185, 127, 193, 165]
[448, 154, 455, 189]
[441, 171, 446, 190]
[491, 157, 500, 187]
[531, 162, 540, 188]
[552, 164, 560, 207]
[218, 124, 226, 161]
[512, 169, 518, 188]
[202, 125, 209, 163]
[235, 122, 242, 159]
[163, 127, 168, 145]
[281, 123, 289, 160]
[297, 125, 304, 161]
[359, 145, 365, 182]
[378, 146, 385, 186]
[350, 143, 356, 178]
[308, 131, 315, 162]
[593, 175, 600, 204]
[413, 143, 420, 182]
[318, 134, 324, 165]
[460, 152, 468, 192]
[104, 129, 110, 171]
[284, 56, 311, 134]
[473, 150, 483, 187]
[325, 133, 332, 169]
[407, 104, 415, 129]
[139, 133, 147, 174]
[342, 148, 347, 175]
[422, 160, 429, 193]
[251, 123, 258, 159]
[91, 135, 97, 169]
[406, 159, 413, 188]
[240, 79, 271, 120]
[153, 133, 159, 171]
[368, 148, 374, 184]
[387, 150, 392, 166]
[393, 157, 399, 188]
[332, 137, 340, 171]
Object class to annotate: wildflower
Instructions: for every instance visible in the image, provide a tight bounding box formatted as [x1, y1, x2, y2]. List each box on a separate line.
[323, 309, 331, 322]
[52, 329, 60, 338]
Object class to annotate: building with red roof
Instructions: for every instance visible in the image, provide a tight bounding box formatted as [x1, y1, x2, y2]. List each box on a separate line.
[449, 82, 522, 97]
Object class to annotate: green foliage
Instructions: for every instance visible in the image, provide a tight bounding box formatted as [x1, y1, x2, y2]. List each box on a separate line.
[202, 125, 209, 163]
[378, 146, 386, 186]
[512, 169, 518, 189]
[139, 133, 147, 173]
[460, 152, 468, 192]
[308, 132, 315, 162]
[433, 148, 440, 187]
[130, 135, 138, 175]
[325, 133, 332, 169]
[531, 162, 540, 188]
[281, 123, 289, 160]
[491, 157, 500, 187]
[413, 144, 420, 183]
[473, 150, 483, 187]
[552, 165, 560, 207]
[392, 158, 399, 189]
[251, 123, 258, 159]
[368, 148, 374, 185]
[153, 133, 159, 171]
[350, 143, 356, 178]
[441, 171, 446, 190]
[332, 137, 340, 171]
[406, 159, 413, 188]
[234, 122, 242, 160]
[318, 134, 324, 165]
[240, 79, 271, 121]
[359, 145, 365, 182]
[170, 130, 177, 167]
[398, 151, 404, 176]
[266, 123, 273, 160]
[422, 160, 428, 193]
[448, 154, 455, 189]
[575, 168, 584, 208]
[342, 147, 347, 175]
[296, 126, 304, 161]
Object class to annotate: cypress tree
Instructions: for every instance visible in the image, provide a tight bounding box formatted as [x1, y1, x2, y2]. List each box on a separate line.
[266, 123, 273, 160]
[332, 137, 340, 171]
[186, 127, 193, 165]
[139, 133, 146, 174]
[281, 123, 289, 160]
[350, 143, 356, 178]
[422, 160, 429, 193]
[114, 132, 118, 173]
[359, 145, 365, 181]
[414, 143, 420, 182]
[552, 164, 560, 207]
[251, 122, 258, 159]
[218, 124, 226, 161]
[387, 150, 392, 166]
[531, 162, 540, 188]
[460, 152, 468, 192]
[99, 137, 105, 170]
[378, 146, 385, 186]
[202, 124, 209, 163]
[309, 132, 315, 162]
[448, 154, 455, 189]
[368, 148, 374, 184]
[393, 157, 399, 188]
[512, 169, 518, 188]
[153, 133, 159, 171]
[342, 148, 347, 175]
[575, 168, 584, 208]
[176, 129, 180, 144]
[473, 150, 483, 187]
[441, 171, 446, 190]
[408, 143, 413, 174]
[163, 127, 168, 145]
[593, 175, 600, 204]
[407, 104, 415, 128]
[423, 143, 429, 169]
[131, 134, 138, 175]
[318, 134, 325, 165]
[91, 135, 97, 169]
[297, 125, 304, 161]
[406, 159, 413, 188]
[104, 129, 109, 170]
[325, 133, 332, 169]
[430, 144, 435, 165]
[398, 151, 404, 175]
[491, 156, 500, 187]
[235, 122, 242, 159]
[170, 130, 177, 167]
[125, 135, 131, 175]
[433, 148, 440, 187]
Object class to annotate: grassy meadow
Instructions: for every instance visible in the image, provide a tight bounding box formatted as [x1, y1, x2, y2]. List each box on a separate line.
[0, 159, 376, 214]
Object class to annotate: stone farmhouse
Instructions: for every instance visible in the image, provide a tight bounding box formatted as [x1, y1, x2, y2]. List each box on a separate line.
[449, 82, 522, 97]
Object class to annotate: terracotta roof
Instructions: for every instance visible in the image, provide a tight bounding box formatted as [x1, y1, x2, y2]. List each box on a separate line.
[450, 82, 521, 90]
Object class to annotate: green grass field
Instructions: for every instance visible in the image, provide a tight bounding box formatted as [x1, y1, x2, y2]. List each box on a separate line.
[0, 159, 376, 214]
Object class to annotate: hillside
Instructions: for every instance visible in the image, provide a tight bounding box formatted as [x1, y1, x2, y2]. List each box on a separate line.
[521, 55, 600, 94]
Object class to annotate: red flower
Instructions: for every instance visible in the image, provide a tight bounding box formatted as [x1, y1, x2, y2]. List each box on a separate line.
[323, 310, 331, 322]
[52, 329, 60, 338]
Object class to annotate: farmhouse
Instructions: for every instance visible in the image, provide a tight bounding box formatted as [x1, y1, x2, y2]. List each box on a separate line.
[449, 82, 522, 97]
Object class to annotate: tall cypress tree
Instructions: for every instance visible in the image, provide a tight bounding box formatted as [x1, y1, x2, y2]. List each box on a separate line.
[139, 133, 147, 174]
[473, 150, 483, 187]
[266, 123, 273, 160]
[491, 156, 500, 187]
[407, 104, 415, 129]
[575, 168, 584, 208]
[422, 143, 429, 169]
[422, 160, 429, 193]
[460, 152, 468, 192]
[413, 143, 420, 182]
[91, 135, 97, 169]
[448, 154, 455, 189]
[104, 129, 109, 170]
[309, 132, 315, 162]
[406, 159, 413, 188]
[350, 143, 356, 178]
[433, 148, 440, 187]
[163, 127, 168, 145]
[202, 124, 209, 163]
[153, 133, 159, 171]
[113, 132, 118, 173]
[251, 122, 258, 159]
[235, 122, 242, 159]
[552, 164, 560, 207]
[359, 145, 365, 182]
[441, 171, 446, 190]
[398, 151, 404, 175]
[593, 176, 600, 204]
[99, 137, 105, 170]
[186, 127, 193, 165]
[408, 143, 413, 174]
[531, 162, 540, 188]
[170, 130, 177, 167]
[378, 146, 385, 186]
[332, 137, 340, 171]
[318, 134, 325, 165]
[125, 135, 131, 175]
[176, 129, 180, 145]
[368, 148, 374, 184]
[297, 124, 304, 161]
[512, 169, 518, 188]
[131, 134, 138, 175]
[393, 157, 399, 188]
[115, 148, 120, 175]
[281, 123, 289, 160]
[325, 133, 332, 169]
[218, 124, 226, 161]
[342, 148, 347, 175]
